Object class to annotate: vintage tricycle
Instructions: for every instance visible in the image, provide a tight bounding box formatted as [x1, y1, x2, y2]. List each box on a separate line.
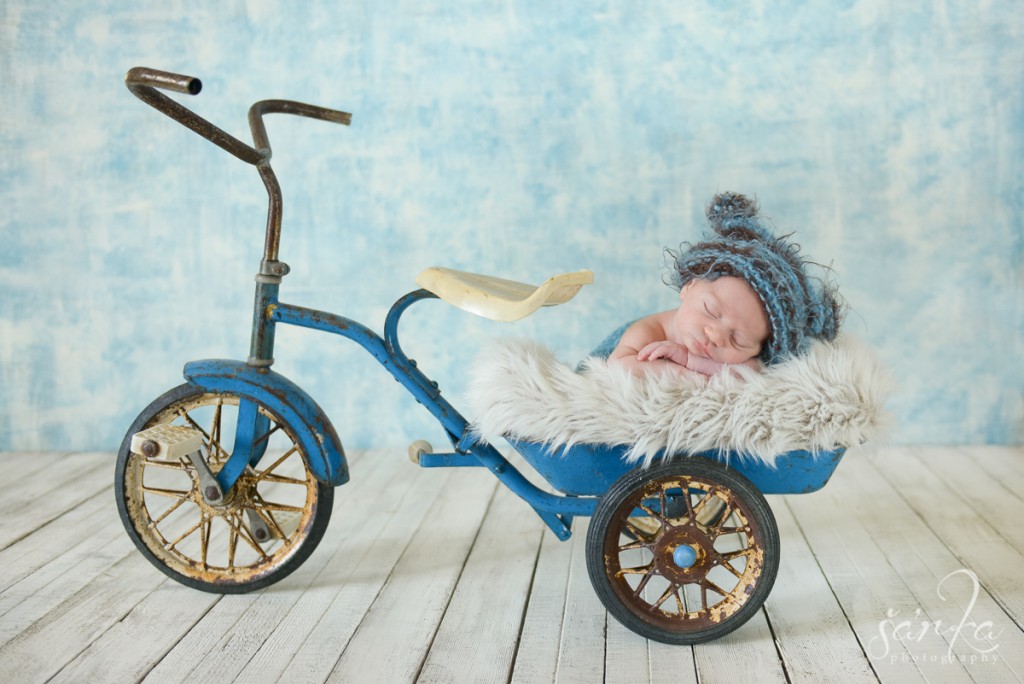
[115, 67, 846, 645]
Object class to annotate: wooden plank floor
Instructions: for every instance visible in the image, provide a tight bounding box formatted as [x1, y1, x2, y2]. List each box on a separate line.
[0, 446, 1022, 683]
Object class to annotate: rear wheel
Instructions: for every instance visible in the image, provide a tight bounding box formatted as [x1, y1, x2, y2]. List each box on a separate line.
[115, 384, 334, 592]
[586, 458, 779, 644]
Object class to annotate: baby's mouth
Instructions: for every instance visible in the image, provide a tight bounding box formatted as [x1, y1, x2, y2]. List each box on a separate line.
[689, 339, 711, 359]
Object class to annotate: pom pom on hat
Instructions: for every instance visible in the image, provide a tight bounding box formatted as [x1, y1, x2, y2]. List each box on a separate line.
[669, 192, 844, 365]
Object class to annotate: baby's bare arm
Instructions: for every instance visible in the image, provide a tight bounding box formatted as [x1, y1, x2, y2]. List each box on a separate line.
[610, 315, 693, 376]
[637, 340, 689, 367]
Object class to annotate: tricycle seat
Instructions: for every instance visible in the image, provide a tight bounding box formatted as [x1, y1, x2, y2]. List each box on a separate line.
[416, 266, 593, 321]
[508, 438, 846, 497]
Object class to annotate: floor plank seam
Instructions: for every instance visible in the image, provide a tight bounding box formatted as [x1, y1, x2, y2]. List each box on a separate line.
[760, 606, 795, 684]
[407, 477, 499, 684]
[778, 497, 882, 683]
[506, 527, 548, 684]
[136, 591, 223, 683]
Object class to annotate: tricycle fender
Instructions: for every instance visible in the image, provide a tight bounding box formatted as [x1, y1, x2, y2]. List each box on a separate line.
[183, 359, 349, 486]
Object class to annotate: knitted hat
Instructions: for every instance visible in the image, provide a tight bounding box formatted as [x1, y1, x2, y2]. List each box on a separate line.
[668, 192, 844, 365]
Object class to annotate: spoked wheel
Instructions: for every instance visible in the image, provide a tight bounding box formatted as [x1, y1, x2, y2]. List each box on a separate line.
[586, 458, 779, 644]
[115, 384, 334, 593]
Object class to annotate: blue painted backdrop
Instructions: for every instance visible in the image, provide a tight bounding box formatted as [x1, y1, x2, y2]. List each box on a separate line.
[1, 1, 1021, 450]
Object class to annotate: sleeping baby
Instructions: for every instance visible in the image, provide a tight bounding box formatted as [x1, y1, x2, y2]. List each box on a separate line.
[608, 192, 844, 378]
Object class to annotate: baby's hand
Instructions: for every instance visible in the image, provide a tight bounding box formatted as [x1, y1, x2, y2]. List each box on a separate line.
[683, 354, 726, 377]
[637, 341, 689, 367]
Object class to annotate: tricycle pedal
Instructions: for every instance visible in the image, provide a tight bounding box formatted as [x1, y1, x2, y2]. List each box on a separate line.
[130, 424, 204, 460]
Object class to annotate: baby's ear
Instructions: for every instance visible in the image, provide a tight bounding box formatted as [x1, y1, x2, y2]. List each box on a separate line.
[679, 281, 694, 300]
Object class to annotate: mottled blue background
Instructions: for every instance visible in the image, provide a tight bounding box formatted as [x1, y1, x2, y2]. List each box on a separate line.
[1, 1, 1021, 450]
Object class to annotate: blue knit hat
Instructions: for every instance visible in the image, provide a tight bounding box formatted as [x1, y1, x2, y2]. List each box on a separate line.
[668, 192, 844, 365]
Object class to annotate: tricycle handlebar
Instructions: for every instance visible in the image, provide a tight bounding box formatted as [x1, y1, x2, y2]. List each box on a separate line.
[124, 66, 352, 166]
[125, 66, 352, 265]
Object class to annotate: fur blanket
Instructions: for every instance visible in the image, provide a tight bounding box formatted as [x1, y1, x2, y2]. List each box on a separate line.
[467, 336, 891, 466]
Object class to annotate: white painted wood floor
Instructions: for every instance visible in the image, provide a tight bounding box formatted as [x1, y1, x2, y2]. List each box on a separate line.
[0, 446, 1022, 683]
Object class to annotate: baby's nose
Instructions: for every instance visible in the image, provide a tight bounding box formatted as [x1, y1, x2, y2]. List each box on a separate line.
[704, 324, 723, 346]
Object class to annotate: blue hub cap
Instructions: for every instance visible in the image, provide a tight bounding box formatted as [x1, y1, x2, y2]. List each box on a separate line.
[672, 544, 698, 569]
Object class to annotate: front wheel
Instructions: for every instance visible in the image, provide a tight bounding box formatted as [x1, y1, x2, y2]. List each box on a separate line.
[586, 458, 780, 644]
[115, 384, 334, 593]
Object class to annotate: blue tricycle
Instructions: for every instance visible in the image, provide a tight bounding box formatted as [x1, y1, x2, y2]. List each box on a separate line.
[115, 67, 846, 645]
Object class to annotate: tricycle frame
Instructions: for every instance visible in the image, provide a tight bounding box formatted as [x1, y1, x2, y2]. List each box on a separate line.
[257, 283, 597, 540]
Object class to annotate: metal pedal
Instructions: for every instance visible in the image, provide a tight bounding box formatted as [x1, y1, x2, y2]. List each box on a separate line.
[131, 424, 204, 460]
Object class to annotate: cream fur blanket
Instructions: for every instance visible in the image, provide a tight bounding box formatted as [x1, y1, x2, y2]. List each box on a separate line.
[467, 336, 891, 466]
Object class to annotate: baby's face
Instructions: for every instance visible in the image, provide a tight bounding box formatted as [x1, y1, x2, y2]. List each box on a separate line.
[672, 277, 769, 364]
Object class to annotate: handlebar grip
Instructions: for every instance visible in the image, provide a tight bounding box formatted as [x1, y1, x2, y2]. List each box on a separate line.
[125, 67, 202, 96]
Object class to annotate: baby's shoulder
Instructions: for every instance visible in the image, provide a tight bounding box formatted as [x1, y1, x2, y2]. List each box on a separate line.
[622, 310, 673, 344]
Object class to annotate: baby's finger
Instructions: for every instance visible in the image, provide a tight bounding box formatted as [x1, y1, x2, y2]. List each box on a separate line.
[639, 342, 668, 361]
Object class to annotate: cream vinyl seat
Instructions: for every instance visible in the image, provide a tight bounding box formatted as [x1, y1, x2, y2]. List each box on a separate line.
[415, 266, 593, 321]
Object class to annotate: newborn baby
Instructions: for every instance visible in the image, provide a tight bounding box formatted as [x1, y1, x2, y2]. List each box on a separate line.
[611, 276, 768, 377]
[608, 192, 843, 379]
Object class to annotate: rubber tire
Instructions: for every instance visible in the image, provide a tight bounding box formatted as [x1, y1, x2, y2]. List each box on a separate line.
[115, 383, 334, 593]
[586, 457, 780, 644]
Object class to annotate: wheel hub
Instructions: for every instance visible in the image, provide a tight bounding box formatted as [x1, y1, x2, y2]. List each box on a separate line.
[655, 523, 712, 581]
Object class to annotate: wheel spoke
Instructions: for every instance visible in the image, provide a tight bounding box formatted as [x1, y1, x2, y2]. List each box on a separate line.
[618, 537, 650, 552]
[631, 566, 657, 598]
[256, 472, 308, 486]
[622, 518, 657, 543]
[252, 447, 299, 483]
[261, 510, 287, 539]
[691, 486, 719, 518]
[149, 495, 190, 526]
[254, 423, 282, 447]
[719, 548, 753, 563]
[637, 502, 664, 523]
[252, 500, 306, 514]
[651, 582, 680, 611]
[682, 480, 696, 520]
[142, 485, 192, 499]
[228, 517, 239, 568]
[211, 400, 223, 459]
[702, 577, 733, 598]
[719, 559, 746, 580]
[250, 492, 289, 539]
[229, 514, 271, 559]
[200, 518, 211, 568]
[141, 459, 189, 471]
[178, 409, 229, 461]
[165, 514, 207, 551]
